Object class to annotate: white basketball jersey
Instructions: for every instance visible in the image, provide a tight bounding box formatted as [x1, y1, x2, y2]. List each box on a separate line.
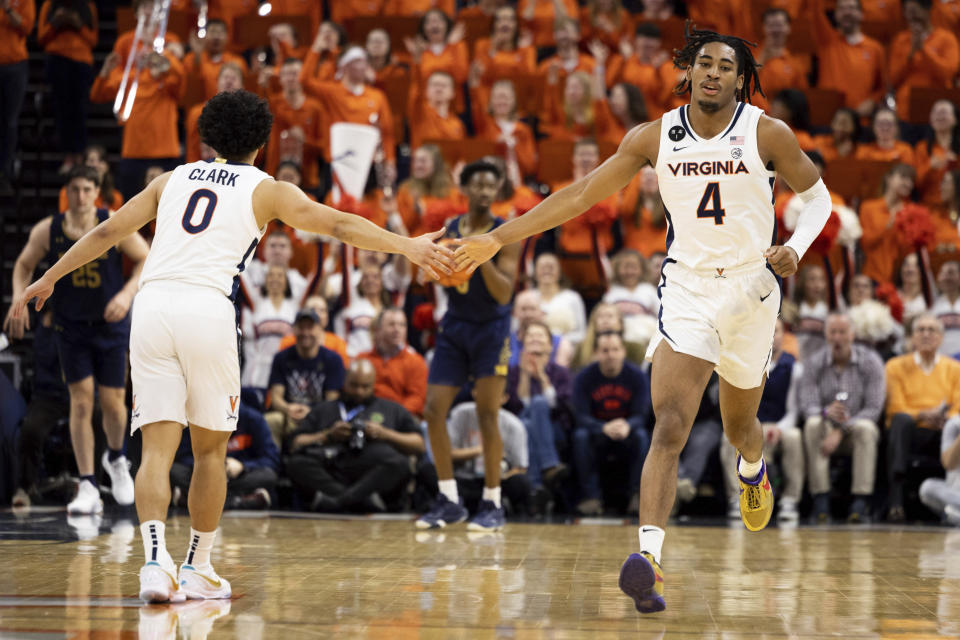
[655, 103, 776, 271]
[140, 160, 272, 298]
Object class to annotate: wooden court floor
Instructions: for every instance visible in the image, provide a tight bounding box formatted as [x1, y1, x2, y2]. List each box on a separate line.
[0, 511, 959, 639]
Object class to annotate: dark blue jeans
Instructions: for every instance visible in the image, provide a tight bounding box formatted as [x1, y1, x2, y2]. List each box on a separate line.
[520, 396, 563, 487]
[572, 425, 650, 501]
[0, 60, 28, 177]
[45, 55, 93, 155]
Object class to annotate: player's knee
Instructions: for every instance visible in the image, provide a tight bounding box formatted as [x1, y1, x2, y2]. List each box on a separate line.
[650, 407, 689, 454]
[69, 394, 95, 420]
[474, 406, 500, 429]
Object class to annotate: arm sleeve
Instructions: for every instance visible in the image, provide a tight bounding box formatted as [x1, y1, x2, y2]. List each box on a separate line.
[919, 32, 960, 83]
[784, 178, 832, 261]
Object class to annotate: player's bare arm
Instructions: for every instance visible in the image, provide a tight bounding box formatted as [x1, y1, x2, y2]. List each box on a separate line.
[479, 241, 522, 305]
[10, 173, 168, 319]
[255, 179, 455, 280]
[757, 115, 831, 277]
[3, 217, 52, 338]
[454, 121, 661, 271]
[104, 215, 152, 323]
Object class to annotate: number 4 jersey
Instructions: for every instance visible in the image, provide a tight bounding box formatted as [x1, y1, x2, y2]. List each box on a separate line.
[654, 102, 776, 272]
[140, 159, 272, 299]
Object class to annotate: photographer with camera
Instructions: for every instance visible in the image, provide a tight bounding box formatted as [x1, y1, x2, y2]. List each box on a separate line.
[285, 359, 425, 512]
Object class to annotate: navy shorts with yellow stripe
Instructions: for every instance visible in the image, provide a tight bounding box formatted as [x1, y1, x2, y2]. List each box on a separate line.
[428, 315, 511, 387]
[55, 319, 129, 388]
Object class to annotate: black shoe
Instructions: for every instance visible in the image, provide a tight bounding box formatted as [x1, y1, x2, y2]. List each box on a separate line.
[887, 505, 905, 523]
[236, 488, 271, 510]
[811, 493, 830, 524]
[847, 497, 869, 524]
[311, 490, 341, 512]
[359, 492, 387, 513]
[541, 464, 570, 493]
[529, 486, 550, 518]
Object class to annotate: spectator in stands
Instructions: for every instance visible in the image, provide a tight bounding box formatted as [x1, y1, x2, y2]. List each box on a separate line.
[287, 359, 424, 512]
[301, 46, 396, 175]
[322, 247, 409, 306]
[571, 301, 643, 369]
[405, 8, 468, 114]
[89, 11, 185, 200]
[856, 108, 917, 165]
[814, 107, 861, 163]
[301, 20, 346, 86]
[473, 6, 536, 90]
[638, 0, 676, 21]
[245, 230, 309, 302]
[521, 0, 577, 48]
[504, 319, 572, 507]
[409, 71, 466, 150]
[541, 63, 616, 144]
[607, 82, 648, 142]
[185, 19, 248, 101]
[37, 0, 96, 175]
[538, 17, 595, 112]
[755, 8, 808, 111]
[468, 73, 538, 179]
[899, 253, 930, 321]
[886, 313, 960, 521]
[266, 58, 324, 193]
[933, 261, 960, 356]
[794, 264, 830, 362]
[397, 144, 464, 235]
[508, 289, 572, 367]
[265, 308, 345, 447]
[0, 0, 34, 190]
[484, 154, 542, 219]
[366, 29, 408, 88]
[769, 89, 816, 151]
[186, 62, 244, 164]
[240, 265, 297, 390]
[889, 0, 960, 122]
[934, 170, 960, 250]
[170, 403, 280, 510]
[618, 166, 667, 258]
[860, 163, 918, 285]
[265, 1, 321, 41]
[389, 0, 456, 17]
[917, 100, 960, 206]
[647, 251, 666, 285]
[11, 312, 69, 508]
[809, 0, 886, 116]
[721, 318, 804, 522]
[604, 249, 658, 318]
[919, 415, 960, 524]
[335, 264, 396, 358]
[277, 295, 349, 366]
[57, 145, 122, 212]
[532, 252, 588, 348]
[580, 0, 633, 50]
[800, 313, 884, 523]
[605, 23, 674, 121]
[572, 331, 650, 515]
[359, 308, 428, 417]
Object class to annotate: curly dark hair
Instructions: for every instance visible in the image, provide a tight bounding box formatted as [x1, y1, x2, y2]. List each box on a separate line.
[672, 22, 764, 103]
[197, 90, 273, 161]
[459, 159, 502, 187]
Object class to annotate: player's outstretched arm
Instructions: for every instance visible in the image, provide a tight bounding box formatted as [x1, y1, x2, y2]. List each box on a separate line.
[10, 174, 167, 320]
[257, 180, 455, 280]
[453, 121, 658, 271]
[758, 116, 831, 278]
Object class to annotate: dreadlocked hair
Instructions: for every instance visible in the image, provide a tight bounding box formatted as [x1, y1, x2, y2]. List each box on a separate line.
[671, 21, 764, 103]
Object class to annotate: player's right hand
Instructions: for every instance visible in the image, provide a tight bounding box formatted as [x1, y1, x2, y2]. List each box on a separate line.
[453, 233, 502, 273]
[7, 276, 54, 337]
[2, 305, 29, 340]
[404, 228, 455, 281]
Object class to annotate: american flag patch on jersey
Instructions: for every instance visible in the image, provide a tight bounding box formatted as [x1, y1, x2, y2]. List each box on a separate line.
[729, 135, 745, 144]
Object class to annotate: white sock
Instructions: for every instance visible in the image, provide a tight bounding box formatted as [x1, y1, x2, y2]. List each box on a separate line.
[438, 479, 459, 503]
[638, 525, 665, 565]
[140, 520, 174, 570]
[738, 455, 764, 481]
[185, 528, 217, 569]
[482, 486, 502, 508]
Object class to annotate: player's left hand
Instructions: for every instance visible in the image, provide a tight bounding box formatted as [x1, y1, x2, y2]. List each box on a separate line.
[453, 233, 502, 273]
[764, 245, 799, 277]
[11, 275, 55, 322]
[404, 228, 455, 281]
[104, 290, 133, 323]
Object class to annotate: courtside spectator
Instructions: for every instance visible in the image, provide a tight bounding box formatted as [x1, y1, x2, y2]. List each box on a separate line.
[919, 416, 960, 524]
[359, 308, 428, 417]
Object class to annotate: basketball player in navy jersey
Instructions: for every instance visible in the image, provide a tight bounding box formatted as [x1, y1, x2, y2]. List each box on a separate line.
[12, 90, 454, 603]
[416, 160, 520, 532]
[4, 165, 150, 514]
[455, 26, 832, 612]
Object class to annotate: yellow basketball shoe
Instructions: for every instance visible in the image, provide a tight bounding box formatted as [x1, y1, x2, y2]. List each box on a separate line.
[737, 454, 774, 532]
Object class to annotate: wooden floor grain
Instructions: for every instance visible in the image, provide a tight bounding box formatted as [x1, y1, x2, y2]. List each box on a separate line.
[1, 513, 958, 639]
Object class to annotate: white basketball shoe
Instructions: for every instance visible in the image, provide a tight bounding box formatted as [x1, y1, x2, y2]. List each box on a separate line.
[179, 564, 232, 600]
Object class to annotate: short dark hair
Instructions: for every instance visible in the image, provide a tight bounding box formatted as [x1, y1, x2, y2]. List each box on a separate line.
[198, 90, 273, 161]
[324, 20, 348, 48]
[635, 22, 661, 39]
[459, 159, 502, 187]
[593, 330, 624, 350]
[418, 8, 453, 40]
[65, 165, 101, 188]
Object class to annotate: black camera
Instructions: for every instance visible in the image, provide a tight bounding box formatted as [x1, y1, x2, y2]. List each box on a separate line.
[348, 419, 366, 451]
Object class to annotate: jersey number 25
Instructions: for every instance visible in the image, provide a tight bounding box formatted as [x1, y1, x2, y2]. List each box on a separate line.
[696, 182, 725, 225]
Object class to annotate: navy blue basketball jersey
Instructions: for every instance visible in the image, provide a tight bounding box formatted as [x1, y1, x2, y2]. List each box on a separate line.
[443, 214, 512, 323]
[47, 209, 127, 325]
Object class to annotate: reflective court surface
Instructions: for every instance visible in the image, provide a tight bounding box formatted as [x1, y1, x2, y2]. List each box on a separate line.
[1, 510, 959, 639]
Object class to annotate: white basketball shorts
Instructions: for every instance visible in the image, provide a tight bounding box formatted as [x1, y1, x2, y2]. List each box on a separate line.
[645, 259, 780, 389]
[129, 281, 241, 432]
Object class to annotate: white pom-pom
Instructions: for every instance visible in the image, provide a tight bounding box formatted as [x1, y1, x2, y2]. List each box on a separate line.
[849, 300, 895, 341]
[835, 204, 862, 247]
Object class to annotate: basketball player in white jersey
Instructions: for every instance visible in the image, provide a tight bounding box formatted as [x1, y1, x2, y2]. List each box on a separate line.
[12, 90, 455, 603]
[454, 25, 832, 613]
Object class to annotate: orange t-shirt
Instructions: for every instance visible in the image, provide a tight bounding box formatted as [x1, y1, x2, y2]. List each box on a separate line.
[266, 94, 326, 189]
[471, 88, 538, 178]
[301, 48, 339, 90]
[407, 42, 469, 115]
[933, 0, 960, 32]
[37, 1, 96, 65]
[268, 0, 322, 41]
[324, 190, 388, 229]
[553, 178, 618, 255]
[473, 39, 537, 82]
[329, 0, 386, 23]
[855, 142, 916, 165]
[396, 182, 466, 236]
[605, 56, 675, 121]
[520, 0, 579, 48]
[491, 185, 542, 220]
[813, 134, 857, 163]
[538, 53, 596, 121]
[889, 28, 960, 121]
[915, 140, 959, 206]
[618, 176, 668, 258]
[410, 104, 466, 150]
[859, 197, 907, 284]
[686, 0, 754, 42]
[540, 97, 619, 145]
[0, 0, 36, 64]
[357, 346, 428, 416]
[208, 0, 257, 34]
[579, 6, 633, 50]
[754, 50, 808, 112]
[184, 50, 249, 101]
[89, 33, 185, 159]
[302, 80, 396, 163]
[185, 102, 206, 163]
[385, 0, 454, 15]
[58, 186, 123, 213]
[809, 0, 886, 110]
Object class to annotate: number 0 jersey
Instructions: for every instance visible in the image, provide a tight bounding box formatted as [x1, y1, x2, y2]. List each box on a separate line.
[139, 159, 272, 298]
[654, 103, 776, 271]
